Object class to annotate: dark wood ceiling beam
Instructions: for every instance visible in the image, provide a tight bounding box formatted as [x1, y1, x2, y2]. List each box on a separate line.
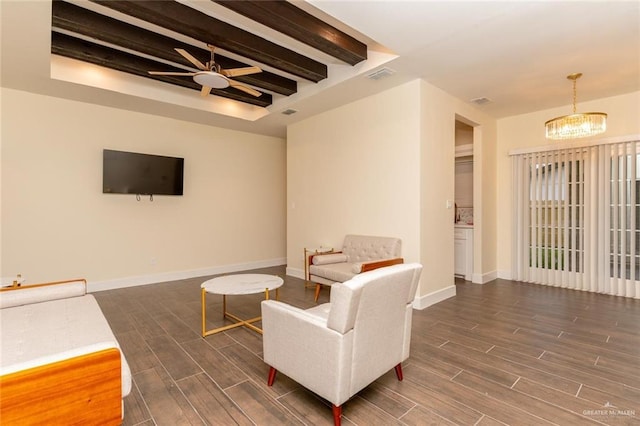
[52, 0, 296, 96]
[51, 32, 272, 107]
[214, 56, 295, 96]
[215, 1, 367, 66]
[89, 0, 327, 82]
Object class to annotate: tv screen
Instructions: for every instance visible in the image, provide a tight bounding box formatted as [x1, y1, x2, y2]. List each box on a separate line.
[103, 149, 184, 195]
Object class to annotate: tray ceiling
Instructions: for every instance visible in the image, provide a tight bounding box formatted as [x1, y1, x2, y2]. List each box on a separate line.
[50, 0, 369, 109]
[4, 1, 634, 137]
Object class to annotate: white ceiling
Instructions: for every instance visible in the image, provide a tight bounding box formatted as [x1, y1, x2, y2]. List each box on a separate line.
[2, 0, 639, 137]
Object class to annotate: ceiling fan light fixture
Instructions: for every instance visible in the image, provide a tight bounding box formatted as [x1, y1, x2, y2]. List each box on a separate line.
[545, 73, 607, 140]
[193, 71, 229, 89]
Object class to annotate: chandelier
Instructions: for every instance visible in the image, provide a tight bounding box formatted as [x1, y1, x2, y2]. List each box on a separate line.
[545, 73, 607, 140]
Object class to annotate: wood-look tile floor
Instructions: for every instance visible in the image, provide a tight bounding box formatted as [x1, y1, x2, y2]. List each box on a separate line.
[93, 266, 640, 425]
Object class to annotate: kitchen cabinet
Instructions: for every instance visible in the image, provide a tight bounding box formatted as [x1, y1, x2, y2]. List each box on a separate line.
[454, 226, 473, 281]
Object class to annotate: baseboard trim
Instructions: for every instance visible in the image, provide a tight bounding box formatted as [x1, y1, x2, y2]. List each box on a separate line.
[472, 270, 498, 284]
[497, 269, 512, 280]
[88, 258, 287, 292]
[286, 267, 304, 280]
[412, 285, 456, 310]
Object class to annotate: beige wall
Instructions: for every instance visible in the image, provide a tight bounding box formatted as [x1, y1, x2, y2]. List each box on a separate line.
[496, 90, 640, 277]
[12, 79, 631, 294]
[455, 161, 473, 208]
[419, 81, 497, 295]
[0, 87, 3, 278]
[287, 79, 498, 305]
[455, 127, 473, 146]
[1, 88, 286, 288]
[287, 80, 422, 275]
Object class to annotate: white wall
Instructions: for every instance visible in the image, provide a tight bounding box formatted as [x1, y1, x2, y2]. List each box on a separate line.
[287, 80, 422, 276]
[0, 88, 286, 288]
[496, 90, 640, 278]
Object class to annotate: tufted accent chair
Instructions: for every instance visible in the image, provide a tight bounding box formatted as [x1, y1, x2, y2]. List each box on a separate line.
[308, 235, 403, 301]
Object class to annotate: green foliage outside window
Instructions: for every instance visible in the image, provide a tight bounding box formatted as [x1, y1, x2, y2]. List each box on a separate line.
[530, 247, 565, 270]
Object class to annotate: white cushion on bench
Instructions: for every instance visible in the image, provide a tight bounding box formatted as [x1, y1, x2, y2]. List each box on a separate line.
[0, 294, 132, 397]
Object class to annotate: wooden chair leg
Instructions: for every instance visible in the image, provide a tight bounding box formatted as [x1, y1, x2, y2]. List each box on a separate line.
[394, 363, 403, 381]
[332, 404, 342, 426]
[267, 367, 277, 386]
[314, 284, 322, 302]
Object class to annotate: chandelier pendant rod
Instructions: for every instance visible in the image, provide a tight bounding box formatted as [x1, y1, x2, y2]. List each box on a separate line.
[568, 72, 582, 114]
[544, 72, 607, 140]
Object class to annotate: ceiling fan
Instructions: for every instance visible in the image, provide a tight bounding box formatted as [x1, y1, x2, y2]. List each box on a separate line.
[149, 45, 262, 97]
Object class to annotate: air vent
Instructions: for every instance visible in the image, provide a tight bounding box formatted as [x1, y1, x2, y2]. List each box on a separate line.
[282, 109, 298, 115]
[470, 97, 492, 105]
[366, 67, 396, 80]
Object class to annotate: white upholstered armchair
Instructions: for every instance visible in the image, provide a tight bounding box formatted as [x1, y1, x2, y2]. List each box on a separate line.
[261, 263, 422, 426]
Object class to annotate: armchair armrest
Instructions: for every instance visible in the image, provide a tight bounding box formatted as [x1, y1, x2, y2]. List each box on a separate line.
[0, 279, 87, 309]
[261, 300, 354, 404]
[352, 258, 404, 274]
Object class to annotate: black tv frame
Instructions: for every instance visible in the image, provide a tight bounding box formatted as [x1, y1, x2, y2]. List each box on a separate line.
[102, 149, 184, 196]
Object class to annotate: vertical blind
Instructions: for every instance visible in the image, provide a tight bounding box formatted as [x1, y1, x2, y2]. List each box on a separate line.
[511, 140, 640, 299]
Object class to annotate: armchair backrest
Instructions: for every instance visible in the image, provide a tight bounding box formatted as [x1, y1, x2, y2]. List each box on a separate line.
[341, 235, 401, 263]
[326, 263, 422, 395]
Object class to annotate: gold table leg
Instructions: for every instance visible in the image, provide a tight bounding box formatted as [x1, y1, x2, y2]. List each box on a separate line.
[201, 287, 280, 337]
[201, 288, 206, 337]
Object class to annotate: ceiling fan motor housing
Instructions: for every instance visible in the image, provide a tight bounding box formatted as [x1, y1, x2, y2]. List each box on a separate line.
[193, 71, 229, 89]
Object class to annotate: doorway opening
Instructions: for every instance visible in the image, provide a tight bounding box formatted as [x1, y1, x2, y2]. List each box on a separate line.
[454, 117, 476, 281]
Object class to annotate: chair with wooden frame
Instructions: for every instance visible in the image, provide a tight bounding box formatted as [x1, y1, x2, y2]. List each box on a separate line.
[307, 235, 404, 301]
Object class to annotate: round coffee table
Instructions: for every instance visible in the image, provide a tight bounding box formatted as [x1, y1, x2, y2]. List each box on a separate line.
[201, 274, 284, 337]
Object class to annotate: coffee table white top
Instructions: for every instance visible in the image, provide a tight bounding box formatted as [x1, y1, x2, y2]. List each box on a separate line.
[201, 274, 284, 296]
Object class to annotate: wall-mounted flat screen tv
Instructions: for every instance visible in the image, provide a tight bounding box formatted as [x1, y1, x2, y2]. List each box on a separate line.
[103, 149, 184, 195]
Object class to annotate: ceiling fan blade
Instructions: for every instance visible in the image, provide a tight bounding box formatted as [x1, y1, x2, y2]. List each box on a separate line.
[200, 86, 212, 97]
[229, 80, 261, 97]
[148, 71, 197, 76]
[175, 48, 207, 70]
[221, 66, 262, 78]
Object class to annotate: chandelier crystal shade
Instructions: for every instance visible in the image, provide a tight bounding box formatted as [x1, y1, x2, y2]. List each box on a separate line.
[545, 73, 607, 140]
